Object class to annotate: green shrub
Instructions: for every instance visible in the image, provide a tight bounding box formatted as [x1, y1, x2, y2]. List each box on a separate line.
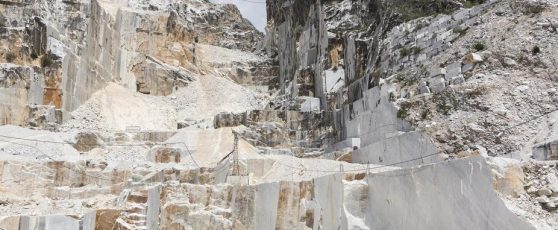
[415, 23, 425, 32]
[412, 46, 423, 55]
[397, 107, 410, 119]
[0, 12, 5, 28]
[396, 0, 468, 22]
[5, 52, 16, 63]
[371, 68, 382, 87]
[453, 27, 468, 36]
[400, 47, 410, 57]
[463, 0, 483, 8]
[332, 65, 338, 71]
[532, 46, 541, 55]
[421, 109, 430, 119]
[30, 51, 38, 60]
[40, 55, 53, 68]
[526, 4, 545, 14]
[473, 42, 486, 51]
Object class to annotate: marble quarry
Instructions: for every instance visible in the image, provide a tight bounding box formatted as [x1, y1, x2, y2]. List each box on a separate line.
[1, 0, 557, 228]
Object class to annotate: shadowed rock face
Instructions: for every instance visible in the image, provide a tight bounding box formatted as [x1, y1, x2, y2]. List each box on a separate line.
[214, 110, 336, 150]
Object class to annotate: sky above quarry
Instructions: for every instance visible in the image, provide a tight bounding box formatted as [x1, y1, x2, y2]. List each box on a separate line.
[211, 0, 267, 32]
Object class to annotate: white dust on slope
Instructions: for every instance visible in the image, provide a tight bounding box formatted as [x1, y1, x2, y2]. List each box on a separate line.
[170, 73, 268, 125]
[63, 83, 177, 132]
[0, 125, 79, 161]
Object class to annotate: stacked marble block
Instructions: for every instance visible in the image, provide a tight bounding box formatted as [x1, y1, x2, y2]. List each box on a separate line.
[214, 110, 335, 149]
[418, 59, 472, 94]
[379, 1, 496, 74]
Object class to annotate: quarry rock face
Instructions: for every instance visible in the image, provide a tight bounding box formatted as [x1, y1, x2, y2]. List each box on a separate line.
[1, 0, 558, 229]
[0, 0, 262, 127]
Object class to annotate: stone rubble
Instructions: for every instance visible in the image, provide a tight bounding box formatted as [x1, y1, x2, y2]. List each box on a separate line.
[495, 160, 558, 229]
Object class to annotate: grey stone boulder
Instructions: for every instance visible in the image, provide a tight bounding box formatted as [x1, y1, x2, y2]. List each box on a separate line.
[451, 75, 465, 85]
[536, 20, 551, 28]
[299, 96, 321, 112]
[445, 62, 462, 80]
[462, 63, 475, 73]
[546, 200, 556, 209]
[537, 195, 550, 204]
[503, 57, 517, 67]
[532, 139, 558, 160]
[429, 67, 447, 78]
[527, 186, 538, 194]
[47, 37, 66, 60]
[418, 81, 431, 94]
[547, 174, 558, 193]
[72, 132, 103, 152]
[428, 77, 446, 93]
[538, 188, 553, 196]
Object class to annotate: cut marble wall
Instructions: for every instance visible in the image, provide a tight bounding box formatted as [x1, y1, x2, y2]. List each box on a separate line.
[363, 157, 533, 229]
[268, 0, 330, 110]
[324, 68, 345, 93]
[335, 85, 439, 167]
[156, 157, 534, 230]
[146, 185, 161, 230]
[0, 64, 38, 125]
[0, 213, 96, 230]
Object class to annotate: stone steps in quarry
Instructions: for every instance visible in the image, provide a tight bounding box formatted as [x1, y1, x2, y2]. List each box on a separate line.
[0, 156, 533, 229]
[111, 187, 156, 230]
[1, 0, 557, 229]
